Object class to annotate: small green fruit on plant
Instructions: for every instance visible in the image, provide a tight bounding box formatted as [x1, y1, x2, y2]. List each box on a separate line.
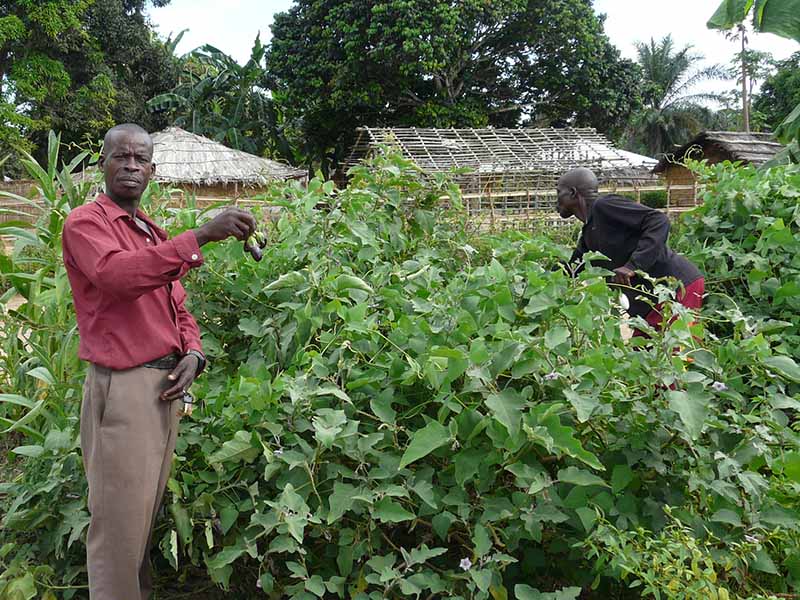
[244, 230, 267, 261]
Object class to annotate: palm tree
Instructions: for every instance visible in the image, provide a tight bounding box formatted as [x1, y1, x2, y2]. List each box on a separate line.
[625, 35, 728, 157]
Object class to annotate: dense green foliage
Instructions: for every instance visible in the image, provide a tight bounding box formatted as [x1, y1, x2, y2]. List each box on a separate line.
[754, 52, 800, 132]
[1, 142, 800, 599]
[678, 160, 800, 355]
[0, 0, 178, 176]
[266, 0, 642, 170]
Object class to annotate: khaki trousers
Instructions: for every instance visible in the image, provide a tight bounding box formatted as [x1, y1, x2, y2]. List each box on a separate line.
[81, 364, 181, 600]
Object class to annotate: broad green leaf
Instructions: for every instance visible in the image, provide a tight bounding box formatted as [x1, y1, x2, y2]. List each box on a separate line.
[752, 548, 779, 574]
[372, 498, 415, 523]
[432, 511, 457, 541]
[12, 445, 44, 458]
[170, 503, 193, 545]
[707, 0, 754, 30]
[763, 355, 800, 383]
[558, 466, 608, 488]
[668, 390, 710, 439]
[398, 420, 450, 469]
[711, 509, 743, 527]
[208, 431, 259, 465]
[485, 389, 527, 436]
[538, 415, 604, 471]
[783, 451, 800, 482]
[327, 482, 356, 524]
[611, 465, 634, 493]
[470, 568, 493, 592]
[515, 584, 582, 600]
[544, 326, 570, 350]
[473, 523, 492, 557]
[335, 274, 373, 294]
[265, 270, 306, 291]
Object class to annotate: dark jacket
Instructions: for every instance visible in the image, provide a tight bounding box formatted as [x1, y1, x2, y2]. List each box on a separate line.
[570, 194, 702, 317]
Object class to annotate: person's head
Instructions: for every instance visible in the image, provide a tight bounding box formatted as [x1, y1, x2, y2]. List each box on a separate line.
[556, 167, 598, 221]
[99, 124, 155, 204]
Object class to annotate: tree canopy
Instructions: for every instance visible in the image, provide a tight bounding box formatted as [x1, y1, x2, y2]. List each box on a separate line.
[0, 0, 178, 175]
[754, 52, 800, 131]
[266, 0, 642, 170]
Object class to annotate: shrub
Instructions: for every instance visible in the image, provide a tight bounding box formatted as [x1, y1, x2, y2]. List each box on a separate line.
[1, 148, 798, 600]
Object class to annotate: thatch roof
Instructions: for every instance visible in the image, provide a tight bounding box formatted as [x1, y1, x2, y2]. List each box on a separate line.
[344, 127, 656, 178]
[653, 131, 784, 173]
[151, 127, 306, 185]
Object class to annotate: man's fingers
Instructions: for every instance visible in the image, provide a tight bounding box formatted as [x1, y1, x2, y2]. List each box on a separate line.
[162, 364, 193, 400]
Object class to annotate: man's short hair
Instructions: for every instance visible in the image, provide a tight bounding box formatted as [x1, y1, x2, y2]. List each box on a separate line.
[102, 124, 153, 155]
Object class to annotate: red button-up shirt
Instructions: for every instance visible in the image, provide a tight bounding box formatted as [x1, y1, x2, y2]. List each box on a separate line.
[62, 193, 204, 370]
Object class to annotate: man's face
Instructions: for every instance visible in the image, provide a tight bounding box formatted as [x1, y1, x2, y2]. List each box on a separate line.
[100, 131, 155, 201]
[556, 181, 578, 219]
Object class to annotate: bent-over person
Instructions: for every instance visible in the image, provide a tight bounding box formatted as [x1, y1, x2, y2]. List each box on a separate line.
[62, 123, 258, 599]
[556, 167, 703, 334]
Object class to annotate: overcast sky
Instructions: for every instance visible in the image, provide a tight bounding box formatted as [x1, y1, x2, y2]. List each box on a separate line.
[150, 0, 800, 96]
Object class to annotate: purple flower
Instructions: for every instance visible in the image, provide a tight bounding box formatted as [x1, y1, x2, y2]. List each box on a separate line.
[711, 381, 728, 392]
[544, 372, 559, 381]
[459, 557, 472, 571]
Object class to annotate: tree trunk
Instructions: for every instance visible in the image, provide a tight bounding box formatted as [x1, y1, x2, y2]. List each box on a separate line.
[741, 29, 750, 132]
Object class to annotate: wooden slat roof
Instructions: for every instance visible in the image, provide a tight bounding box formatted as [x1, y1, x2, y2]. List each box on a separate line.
[344, 127, 656, 175]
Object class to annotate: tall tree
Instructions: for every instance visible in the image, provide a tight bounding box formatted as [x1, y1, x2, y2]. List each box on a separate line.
[0, 0, 177, 176]
[753, 52, 800, 131]
[623, 35, 727, 157]
[266, 0, 642, 171]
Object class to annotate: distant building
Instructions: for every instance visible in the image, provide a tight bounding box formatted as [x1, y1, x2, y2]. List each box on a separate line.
[343, 127, 659, 229]
[652, 131, 784, 206]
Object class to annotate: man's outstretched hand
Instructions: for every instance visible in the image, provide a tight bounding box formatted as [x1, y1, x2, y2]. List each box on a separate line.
[612, 266, 635, 286]
[194, 208, 256, 246]
[161, 355, 199, 401]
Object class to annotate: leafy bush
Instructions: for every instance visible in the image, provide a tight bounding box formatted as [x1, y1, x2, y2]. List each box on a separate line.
[676, 161, 800, 355]
[1, 149, 799, 600]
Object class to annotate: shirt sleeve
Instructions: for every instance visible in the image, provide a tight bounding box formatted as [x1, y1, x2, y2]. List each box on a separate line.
[62, 210, 204, 301]
[569, 231, 589, 268]
[172, 280, 204, 357]
[594, 197, 669, 272]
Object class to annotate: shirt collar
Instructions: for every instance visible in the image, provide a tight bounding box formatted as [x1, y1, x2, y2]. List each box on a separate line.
[96, 193, 167, 241]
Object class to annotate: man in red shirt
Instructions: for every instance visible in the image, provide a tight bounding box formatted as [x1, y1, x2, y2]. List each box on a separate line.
[62, 123, 257, 599]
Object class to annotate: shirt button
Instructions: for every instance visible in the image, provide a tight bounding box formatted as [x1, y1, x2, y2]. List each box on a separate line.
[191, 254, 199, 260]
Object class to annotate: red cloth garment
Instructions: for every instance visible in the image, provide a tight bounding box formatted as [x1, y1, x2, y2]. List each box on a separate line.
[633, 277, 705, 337]
[62, 193, 204, 369]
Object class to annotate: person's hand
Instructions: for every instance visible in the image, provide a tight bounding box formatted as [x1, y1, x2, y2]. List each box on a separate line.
[194, 208, 256, 246]
[613, 266, 635, 286]
[160, 355, 200, 401]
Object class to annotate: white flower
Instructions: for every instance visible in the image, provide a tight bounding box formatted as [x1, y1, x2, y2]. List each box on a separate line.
[744, 534, 759, 544]
[256, 579, 262, 589]
[544, 372, 559, 381]
[711, 381, 728, 392]
[459, 557, 472, 571]
[273, 448, 284, 456]
[619, 293, 630, 311]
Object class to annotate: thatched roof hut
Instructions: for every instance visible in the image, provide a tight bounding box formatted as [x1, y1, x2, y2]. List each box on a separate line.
[652, 131, 784, 207]
[343, 127, 659, 219]
[150, 127, 306, 198]
[653, 131, 784, 173]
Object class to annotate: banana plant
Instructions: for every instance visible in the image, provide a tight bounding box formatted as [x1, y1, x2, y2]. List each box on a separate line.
[708, 0, 800, 163]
